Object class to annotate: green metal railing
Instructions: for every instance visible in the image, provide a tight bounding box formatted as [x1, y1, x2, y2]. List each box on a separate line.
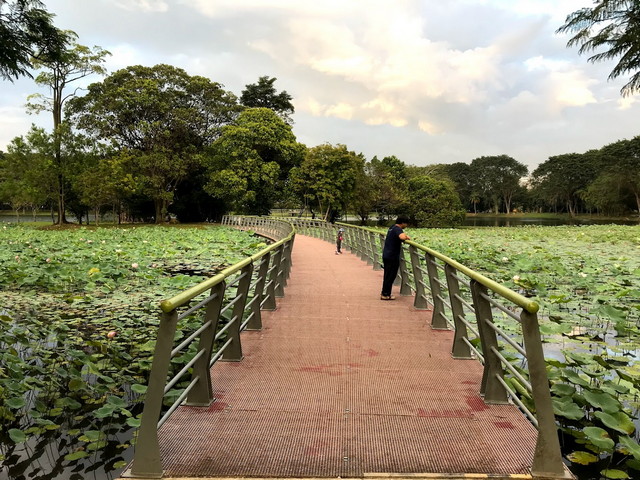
[127, 217, 294, 478]
[287, 217, 566, 479]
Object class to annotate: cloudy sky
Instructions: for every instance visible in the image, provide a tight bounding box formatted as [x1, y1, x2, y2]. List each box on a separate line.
[1, 0, 639, 170]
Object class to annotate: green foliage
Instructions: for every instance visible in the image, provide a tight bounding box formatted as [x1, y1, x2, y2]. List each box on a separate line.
[469, 155, 528, 214]
[290, 143, 364, 220]
[558, 0, 640, 96]
[0, 224, 265, 476]
[205, 108, 305, 215]
[240, 76, 295, 124]
[68, 64, 241, 222]
[0, 0, 70, 81]
[406, 175, 465, 227]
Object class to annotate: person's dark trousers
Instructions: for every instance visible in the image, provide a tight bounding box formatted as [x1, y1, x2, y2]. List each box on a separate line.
[381, 257, 400, 296]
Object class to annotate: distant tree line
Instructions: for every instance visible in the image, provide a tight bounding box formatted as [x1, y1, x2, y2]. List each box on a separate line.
[433, 143, 640, 218]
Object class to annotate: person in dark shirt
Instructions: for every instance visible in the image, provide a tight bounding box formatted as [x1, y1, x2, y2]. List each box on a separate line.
[336, 228, 344, 254]
[380, 216, 410, 300]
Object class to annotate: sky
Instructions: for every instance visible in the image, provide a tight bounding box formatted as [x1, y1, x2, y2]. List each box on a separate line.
[1, 0, 639, 171]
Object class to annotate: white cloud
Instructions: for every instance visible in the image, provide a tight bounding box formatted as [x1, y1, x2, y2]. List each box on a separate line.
[114, 0, 169, 12]
[3, 0, 639, 169]
[617, 96, 637, 110]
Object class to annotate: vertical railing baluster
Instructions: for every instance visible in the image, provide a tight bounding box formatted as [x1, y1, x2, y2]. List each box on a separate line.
[398, 246, 412, 296]
[130, 310, 179, 478]
[247, 253, 270, 330]
[186, 283, 226, 405]
[425, 252, 448, 329]
[521, 309, 566, 477]
[444, 264, 472, 359]
[222, 264, 253, 361]
[409, 245, 429, 309]
[470, 280, 508, 403]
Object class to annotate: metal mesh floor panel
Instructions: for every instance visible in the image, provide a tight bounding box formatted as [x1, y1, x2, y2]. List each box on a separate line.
[153, 235, 539, 478]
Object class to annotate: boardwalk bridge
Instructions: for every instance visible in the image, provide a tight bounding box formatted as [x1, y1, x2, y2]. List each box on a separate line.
[121, 217, 573, 480]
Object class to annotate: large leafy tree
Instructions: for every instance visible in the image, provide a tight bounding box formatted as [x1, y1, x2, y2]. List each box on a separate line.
[469, 155, 528, 213]
[290, 144, 364, 221]
[596, 136, 640, 213]
[531, 152, 599, 216]
[367, 156, 410, 220]
[68, 64, 241, 222]
[2, 124, 89, 222]
[407, 176, 465, 227]
[205, 107, 305, 214]
[26, 38, 110, 223]
[0, 0, 69, 81]
[240, 76, 295, 124]
[557, 0, 640, 96]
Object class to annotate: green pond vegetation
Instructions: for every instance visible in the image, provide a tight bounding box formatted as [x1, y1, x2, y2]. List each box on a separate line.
[0, 224, 266, 479]
[411, 224, 640, 479]
[1, 223, 640, 479]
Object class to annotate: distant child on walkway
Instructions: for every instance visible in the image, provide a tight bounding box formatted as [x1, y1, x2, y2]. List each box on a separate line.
[336, 228, 344, 254]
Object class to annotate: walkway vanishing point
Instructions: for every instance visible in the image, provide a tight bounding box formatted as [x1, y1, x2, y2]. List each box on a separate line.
[123, 233, 564, 480]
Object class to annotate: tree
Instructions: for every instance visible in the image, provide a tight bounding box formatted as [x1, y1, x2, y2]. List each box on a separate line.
[240, 76, 295, 124]
[68, 64, 241, 222]
[442, 162, 474, 211]
[74, 154, 136, 224]
[26, 38, 110, 223]
[598, 136, 640, 213]
[367, 156, 410, 221]
[530, 152, 599, 216]
[406, 176, 465, 227]
[0, 0, 69, 81]
[0, 141, 48, 220]
[2, 125, 87, 222]
[290, 144, 364, 221]
[469, 155, 528, 213]
[205, 108, 305, 214]
[557, 0, 640, 96]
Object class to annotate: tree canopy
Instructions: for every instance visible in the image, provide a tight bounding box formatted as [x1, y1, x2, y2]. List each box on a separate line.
[240, 76, 295, 124]
[290, 144, 364, 221]
[205, 107, 305, 215]
[68, 64, 241, 222]
[558, 0, 640, 96]
[0, 0, 70, 81]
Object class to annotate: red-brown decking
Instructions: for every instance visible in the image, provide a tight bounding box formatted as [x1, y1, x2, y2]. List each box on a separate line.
[154, 234, 539, 478]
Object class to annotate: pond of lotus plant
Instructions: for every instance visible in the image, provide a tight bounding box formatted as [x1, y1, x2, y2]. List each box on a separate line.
[0, 223, 268, 480]
[410, 224, 640, 480]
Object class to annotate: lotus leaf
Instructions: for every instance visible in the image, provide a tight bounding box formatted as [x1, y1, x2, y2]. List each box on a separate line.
[551, 383, 576, 396]
[566, 451, 598, 465]
[583, 426, 615, 451]
[618, 436, 640, 460]
[600, 469, 629, 479]
[553, 397, 584, 421]
[5, 397, 26, 409]
[8, 428, 27, 443]
[64, 451, 89, 461]
[627, 459, 640, 471]
[560, 368, 591, 388]
[583, 390, 622, 414]
[593, 411, 635, 435]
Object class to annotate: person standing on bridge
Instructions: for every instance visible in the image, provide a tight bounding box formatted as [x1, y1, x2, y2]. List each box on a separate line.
[380, 216, 410, 300]
[336, 228, 344, 254]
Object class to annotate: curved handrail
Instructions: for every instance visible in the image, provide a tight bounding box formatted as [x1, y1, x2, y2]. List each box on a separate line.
[129, 217, 295, 478]
[289, 216, 566, 478]
[160, 233, 294, 313]
[336, 222, 539, 314]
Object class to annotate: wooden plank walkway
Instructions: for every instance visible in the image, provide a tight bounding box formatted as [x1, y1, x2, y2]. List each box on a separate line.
[140, 234, 540, 479]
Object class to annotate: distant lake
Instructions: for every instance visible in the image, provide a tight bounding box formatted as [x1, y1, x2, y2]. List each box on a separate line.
[464, 215, 640, 227]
